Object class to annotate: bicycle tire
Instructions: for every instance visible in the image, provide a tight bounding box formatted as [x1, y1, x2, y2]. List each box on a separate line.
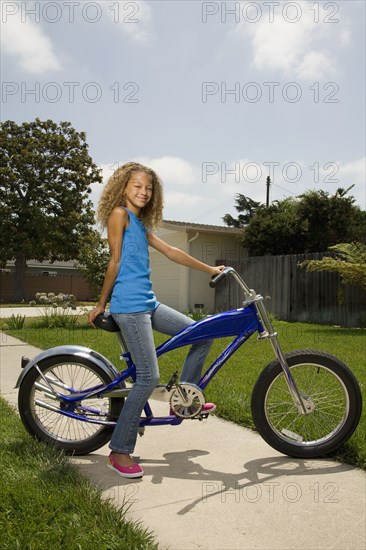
[251, 349, 362, 458]
[18, 355, 124, 455]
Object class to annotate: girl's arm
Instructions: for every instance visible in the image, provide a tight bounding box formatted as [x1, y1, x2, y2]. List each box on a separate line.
[88, 208, 128, 325]
[147, 233, 225, 276]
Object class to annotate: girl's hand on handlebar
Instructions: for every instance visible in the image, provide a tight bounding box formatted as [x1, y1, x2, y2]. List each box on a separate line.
[88, 305, 105, 327]
[209, 265, 226, 276]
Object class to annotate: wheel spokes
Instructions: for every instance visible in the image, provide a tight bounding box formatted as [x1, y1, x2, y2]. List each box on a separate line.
[31, 363, 111, 443]
[265, 365, 348, 445]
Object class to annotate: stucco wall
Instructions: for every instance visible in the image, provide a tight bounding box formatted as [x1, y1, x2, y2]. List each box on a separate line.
[150, 226, 244, 313]
[188, 232, 244, 312]
[149, 227, 189, 311]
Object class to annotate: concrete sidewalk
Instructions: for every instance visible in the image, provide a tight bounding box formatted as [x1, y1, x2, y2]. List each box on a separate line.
[0, 306, 93, 318]
[1, 330, 365, 550]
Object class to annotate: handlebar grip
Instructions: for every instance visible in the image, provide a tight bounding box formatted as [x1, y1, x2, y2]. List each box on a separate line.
[209, 269, 229, 288]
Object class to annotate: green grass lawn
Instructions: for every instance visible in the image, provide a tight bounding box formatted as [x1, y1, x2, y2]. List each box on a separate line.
[0, 396, 158, 550]
[2, 315, 365, 469]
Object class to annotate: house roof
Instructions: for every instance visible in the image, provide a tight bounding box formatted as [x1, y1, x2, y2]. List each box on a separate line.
[6, 259, 76, 270]
[162, 220, 241, 235]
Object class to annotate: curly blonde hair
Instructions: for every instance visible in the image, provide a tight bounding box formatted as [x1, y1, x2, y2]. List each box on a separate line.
[97, 162, 164, 230]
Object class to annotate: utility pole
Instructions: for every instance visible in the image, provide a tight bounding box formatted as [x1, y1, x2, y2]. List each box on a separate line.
[266, 176, 271, 207]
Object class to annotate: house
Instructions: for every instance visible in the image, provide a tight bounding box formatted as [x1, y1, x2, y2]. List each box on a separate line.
[1, 222, 245, 306]
[150, 220, 245, 313]
[3, 259, 79, 276]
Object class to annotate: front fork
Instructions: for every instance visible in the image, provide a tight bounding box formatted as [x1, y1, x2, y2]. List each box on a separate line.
[255, 297, 309, 415]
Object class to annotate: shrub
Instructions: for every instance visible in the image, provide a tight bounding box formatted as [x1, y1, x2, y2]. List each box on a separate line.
[184, 308, 209, 321]
[3, 313, 26, 330]
[300, 242, 366, 303]
[29, 292, 82, 328]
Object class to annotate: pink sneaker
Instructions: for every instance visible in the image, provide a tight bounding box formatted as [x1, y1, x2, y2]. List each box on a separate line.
[170, 402, 216, 415]
[107, 453, 143, 478]
[202, 402, 216, 414]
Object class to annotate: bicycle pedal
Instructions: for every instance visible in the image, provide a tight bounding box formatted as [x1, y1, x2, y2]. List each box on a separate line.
[138, 427, 145, 437]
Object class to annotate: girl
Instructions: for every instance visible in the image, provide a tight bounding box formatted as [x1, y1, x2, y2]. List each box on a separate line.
[88, 162, 225, 479]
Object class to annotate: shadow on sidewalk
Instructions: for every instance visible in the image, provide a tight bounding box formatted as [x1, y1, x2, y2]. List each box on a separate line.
[72, 449, 351, 514]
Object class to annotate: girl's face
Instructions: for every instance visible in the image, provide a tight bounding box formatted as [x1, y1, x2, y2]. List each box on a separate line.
[124, 171, 153, 214]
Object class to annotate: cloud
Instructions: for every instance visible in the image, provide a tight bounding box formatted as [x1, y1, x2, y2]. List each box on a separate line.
[1, 11, 61, 74]
[88, 163, 113, 215]
[164, 190, 220, 224]
[234, 2, 350, 81]
[92, 156, 365, 227]
[95, 157, 219, 224]
[136, 156, 199, 186]
[106, 0, 154, 45]
[340, 157, 366, 183]
[296, 51, 338, 81]
[165, 190, 207, 208]
[94, 156, 200, 205]
[135, 156, 265, 223]
[338, 157, 366, 208]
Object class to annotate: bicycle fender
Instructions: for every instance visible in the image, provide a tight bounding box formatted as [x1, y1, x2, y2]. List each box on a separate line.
[15, 345, 120, 388]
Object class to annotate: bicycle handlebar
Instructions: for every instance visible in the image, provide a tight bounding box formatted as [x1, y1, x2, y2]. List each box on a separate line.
[209, 267, 234, 288]
[209, 267, 257, 302]
[209, 267, 272, 334]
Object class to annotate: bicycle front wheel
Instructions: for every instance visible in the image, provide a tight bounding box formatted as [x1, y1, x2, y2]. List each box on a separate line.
[251, 350, 362, 458]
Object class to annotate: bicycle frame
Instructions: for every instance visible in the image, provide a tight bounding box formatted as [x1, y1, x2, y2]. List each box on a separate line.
[32, 268, 308, 428]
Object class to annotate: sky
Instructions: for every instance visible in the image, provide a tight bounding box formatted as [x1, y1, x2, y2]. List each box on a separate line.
[1, 0, 365, 226]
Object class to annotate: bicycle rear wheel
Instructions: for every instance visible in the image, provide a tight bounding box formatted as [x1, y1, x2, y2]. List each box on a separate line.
[251, 350, 362, 458]
[18, 356, 124, 455]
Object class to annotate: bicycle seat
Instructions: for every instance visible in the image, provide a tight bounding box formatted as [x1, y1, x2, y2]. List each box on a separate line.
[93, 313, 120, 332]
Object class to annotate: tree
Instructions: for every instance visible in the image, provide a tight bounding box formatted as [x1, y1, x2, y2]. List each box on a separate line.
[75, 233, 109, 301]
[296, 187, 366, 252]
[238, 188, 366, 256]
[240, 198, 307, 255]
[222, 194, 262, 228]
[0, 119, 103, 300]
[300, 242, 366, 301]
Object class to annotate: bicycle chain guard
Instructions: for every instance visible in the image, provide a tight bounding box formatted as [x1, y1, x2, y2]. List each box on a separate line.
[169, 383, 205, 418]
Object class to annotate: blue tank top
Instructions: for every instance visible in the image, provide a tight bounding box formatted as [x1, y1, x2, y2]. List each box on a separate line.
[109, 209, 159, 313]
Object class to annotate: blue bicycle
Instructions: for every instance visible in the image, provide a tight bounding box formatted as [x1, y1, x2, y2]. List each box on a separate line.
[16, 267, 362, 459]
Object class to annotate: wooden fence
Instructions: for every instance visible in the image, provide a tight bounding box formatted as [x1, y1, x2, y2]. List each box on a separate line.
[0, 272, 94, 302]
[215, 254, 366, 328]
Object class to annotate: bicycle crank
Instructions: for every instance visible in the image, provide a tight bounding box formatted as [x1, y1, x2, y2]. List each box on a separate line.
[169, 383, 205, 418]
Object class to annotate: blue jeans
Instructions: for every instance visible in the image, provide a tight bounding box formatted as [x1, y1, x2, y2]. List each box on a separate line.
[110, 304, 213, 454]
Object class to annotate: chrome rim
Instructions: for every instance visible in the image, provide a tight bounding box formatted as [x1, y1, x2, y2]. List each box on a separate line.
[264, 363, 350, 446]
[30, 362, 111, 444]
